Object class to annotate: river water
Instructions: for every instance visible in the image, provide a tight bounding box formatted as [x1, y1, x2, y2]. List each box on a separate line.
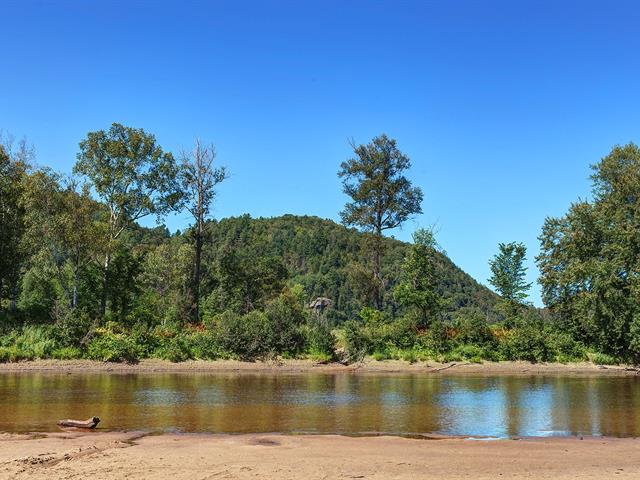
[1, 372, 639, 437]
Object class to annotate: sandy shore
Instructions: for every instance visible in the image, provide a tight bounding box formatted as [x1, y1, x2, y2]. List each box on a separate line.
[0, 358, 638, 376]
[0, 431, 637, 479]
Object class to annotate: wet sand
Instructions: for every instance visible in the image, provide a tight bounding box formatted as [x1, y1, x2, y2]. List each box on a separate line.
[0, 358, 638, 376]
[0, 431, 638, 479]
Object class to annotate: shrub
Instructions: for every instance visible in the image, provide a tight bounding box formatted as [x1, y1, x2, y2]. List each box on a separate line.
[214, 310, 271, 360]
[153, 334, 193, 362]
[443, 344, 485, 363]
[342, 318, 372, 363]
[263, 289, 307, 355]
[87, 326, 140, 363]
[53, 307, 93, 347]
[188, 330, 223, 360]
[51, 346, 82, 360]
[589, 352, 618, 365]
[499, 324, 554, 363]
[549, 331, 586, 362]
[305, 317, 335, 359]
[415, 322, 451, 355]
[453, 311, 496, 348]
[2, 325, 58, 360]
[386, 315, 419, 349]
[0, 346, 33, 362]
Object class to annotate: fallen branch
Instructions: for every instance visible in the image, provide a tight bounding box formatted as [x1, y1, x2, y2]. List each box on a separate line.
[430, 362, 470, 372]
[57, 417, 100, 429]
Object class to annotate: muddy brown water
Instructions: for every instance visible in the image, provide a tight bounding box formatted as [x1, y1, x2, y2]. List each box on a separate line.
[1, 372, 639, 438]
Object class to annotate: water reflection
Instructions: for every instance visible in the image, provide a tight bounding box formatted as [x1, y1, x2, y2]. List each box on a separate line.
[0, 373, 639, 437]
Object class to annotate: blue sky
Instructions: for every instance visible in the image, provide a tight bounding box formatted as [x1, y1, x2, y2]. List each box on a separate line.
[2, 0, 640, 306]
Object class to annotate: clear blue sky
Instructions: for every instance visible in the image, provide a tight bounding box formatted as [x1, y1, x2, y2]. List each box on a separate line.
[2, 0, 640, 306]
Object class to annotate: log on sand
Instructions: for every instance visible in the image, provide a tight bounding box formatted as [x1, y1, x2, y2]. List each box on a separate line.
[57, 416, 100, 429]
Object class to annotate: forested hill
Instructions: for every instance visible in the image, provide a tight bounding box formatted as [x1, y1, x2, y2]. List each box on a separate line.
[199, 214, 498, 321]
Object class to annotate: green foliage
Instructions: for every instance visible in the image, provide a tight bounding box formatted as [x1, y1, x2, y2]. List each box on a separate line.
[489, 242, 531, 326]
[589, 352, 618, 366]
[394, 228, 442, 328]
[452, 309, 496, 348]
[262, 288, 307, 355]
[338, 134, 423, 308]
[153, 334, 194, 362]
[214, 310, 272, 360]
[51, 346, 82, 360]
[342, 308, 418, 362]
[204, 246, 288, 316]
[86, 324, 140, 363]
[305, 318, 335, 359]
[0, 325, 57, 361]
[212, 289, 308, 360]
[444, 344, 486, 363]
[538, 143, 640, 360]
[0, 139, 30, 308]
[415, 322, 451, 356]
[52, 306, 93, 347]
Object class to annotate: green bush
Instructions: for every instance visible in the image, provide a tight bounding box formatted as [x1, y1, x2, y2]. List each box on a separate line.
[215, 310, 271, 360]
[499, 324, 554, 363]
[1, 325, 58, 360]
[263, 289, 307, 355]
[305, 317, 335, 359]
[342, 318, 372, 363]
[386, 315, 419, 349]
[51, 346, 82, 360]
[0, 346, 33, 362]
[589, 352, 618, 365]
[188, 330, 223, 360]
[443, 344, 485, 363]
[415, 322, 451, 355]
[453, 311, 496, 348]
[87, 327, 140, 363]
[53, 307, 93, 347]
[153, 334, 193, 362]
[549, 331, 586, 362]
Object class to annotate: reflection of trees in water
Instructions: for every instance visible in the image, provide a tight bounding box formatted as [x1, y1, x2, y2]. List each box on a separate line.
[2, 373, 640, 437]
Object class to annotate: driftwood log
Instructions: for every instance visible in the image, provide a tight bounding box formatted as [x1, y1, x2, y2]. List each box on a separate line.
[57, 416, 100, 429]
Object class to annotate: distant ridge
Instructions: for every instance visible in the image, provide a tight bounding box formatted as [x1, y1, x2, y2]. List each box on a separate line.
[202, 214, 498, 321]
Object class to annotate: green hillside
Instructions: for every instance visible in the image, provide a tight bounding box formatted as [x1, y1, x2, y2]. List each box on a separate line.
[200, 214, 498, 322]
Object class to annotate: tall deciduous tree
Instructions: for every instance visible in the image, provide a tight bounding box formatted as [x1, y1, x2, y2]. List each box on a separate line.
[22, 170, 103, 309]
[488, 242, 531, 322]
[74, 123, 181, 316]
[394, 228, 441, 328]
[538, 143, 640, 359]
[0, 136, 32, 310]
[178, 139, 227, 321]
[338, 134, 423, 309]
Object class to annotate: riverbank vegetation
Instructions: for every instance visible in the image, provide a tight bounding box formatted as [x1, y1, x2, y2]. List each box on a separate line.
[1, 126, 639, 365]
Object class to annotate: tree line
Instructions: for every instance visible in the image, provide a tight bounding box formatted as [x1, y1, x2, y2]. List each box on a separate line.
[1, 125, 639, 365]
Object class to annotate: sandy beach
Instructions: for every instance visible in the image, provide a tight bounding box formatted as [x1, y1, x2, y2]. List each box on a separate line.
[0, 358, 637, 376]
[0, 430, 638, 480]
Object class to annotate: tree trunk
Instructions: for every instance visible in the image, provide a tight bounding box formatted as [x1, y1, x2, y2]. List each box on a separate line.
[72, 268, 78, 309]
[100, 252, 110, 316]
[192, 221, 203, 322]
[373, 227, 383, 310]
[10, 282, 18, 312]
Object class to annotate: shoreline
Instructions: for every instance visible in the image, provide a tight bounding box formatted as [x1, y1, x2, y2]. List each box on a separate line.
[0, 358, 638, 376]
[1, 431, 638, 479]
